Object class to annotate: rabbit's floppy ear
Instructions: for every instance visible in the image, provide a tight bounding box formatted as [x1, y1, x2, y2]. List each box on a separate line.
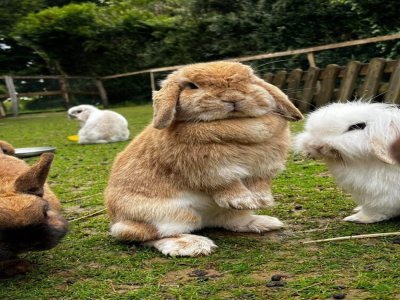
[370, 138, 397, 164]
[370, 122, 399, 164]
[252, 77, 303, 121]
[14, 153, 54, 197]
[152, 73, 182, 129]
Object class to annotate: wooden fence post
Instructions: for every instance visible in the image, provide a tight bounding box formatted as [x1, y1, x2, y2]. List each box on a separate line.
[359, 58, 386, 100]
[4, 75, 18, 117]
[150, 72, 156, 91]
[0, 102, 6, 118]
[385, 60, 400, 104]
[95, 79, 109, 108]
[314, 64, 341, 107]
[59, 76, 70, 109]
[307, 52, 317, 67]
[272, 70, 287, 89]
[337, 61, 362, 102]
[263, 72, 274, 83]
[286, 68, 303, 107]
[299, 67, 320, 113]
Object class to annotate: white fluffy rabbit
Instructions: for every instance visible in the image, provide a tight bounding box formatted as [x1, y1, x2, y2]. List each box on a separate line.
[68, 105, 129, 144]
[295, 101, 400, 223]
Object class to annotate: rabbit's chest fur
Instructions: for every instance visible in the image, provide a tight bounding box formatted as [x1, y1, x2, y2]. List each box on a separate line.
[114, 124, 290, 192]
[327, 160, 400, 206]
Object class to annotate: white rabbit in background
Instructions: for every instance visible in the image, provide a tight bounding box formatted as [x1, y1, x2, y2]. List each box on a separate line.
[295, 101, 400, 223]
[68, 105, 130, 144]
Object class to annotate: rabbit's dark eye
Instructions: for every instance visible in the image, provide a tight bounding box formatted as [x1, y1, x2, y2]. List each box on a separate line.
[185, 82, 199, 89]
[76, 110, 82, 113]
[347, 122, 366, 131]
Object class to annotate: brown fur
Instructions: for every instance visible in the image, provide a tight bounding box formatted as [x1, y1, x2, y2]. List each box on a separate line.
[105, 62, 303, 254]
[0, 141, 67, 277]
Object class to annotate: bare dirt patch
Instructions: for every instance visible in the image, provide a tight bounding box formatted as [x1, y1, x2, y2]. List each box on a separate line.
[161, 268, 224, 285]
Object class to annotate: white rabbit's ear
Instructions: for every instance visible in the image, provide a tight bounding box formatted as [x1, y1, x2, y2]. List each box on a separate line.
[252, 76, 303, 121]
[370, 137, 397, 165]
[152, 75, 182, 129]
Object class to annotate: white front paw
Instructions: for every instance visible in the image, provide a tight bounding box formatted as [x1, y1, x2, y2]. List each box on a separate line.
[253, 192, 275, 208]
[343, 211, 389, 224]
[215, 193, 259, 210]
[248, 215, 284, 232]
[214, 192, 274, 210]
[145, 234, 217, 257]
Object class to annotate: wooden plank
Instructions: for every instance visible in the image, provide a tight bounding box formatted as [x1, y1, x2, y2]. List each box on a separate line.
[307, 52, 317, 67]
[11, 75, 95, 80]
[272, 70, 287, 89]
[299, 67, 320, 113]
[59, 77, 70, 108]
[17, 91, 62, 97]
[0, 101, 5, 117]
[337, 61, 362, 102]
[12, 75, 61, 80]
[4, 76, 18, 117]
[234, 33, 400, 63]
[100, 34, 400, 80]
[69, 91, 100, 95]
[263, 72, 274, 83]
[384, 60, 398, 73]
[359, 58, 386, 100]
[385, 60, 400, 103]
[150, 72, 156, 91]
[95, 79, 109, 107]
[314, 64, 340, 107]
[286, 68, 303, 106]
[358, 64, 370, 76]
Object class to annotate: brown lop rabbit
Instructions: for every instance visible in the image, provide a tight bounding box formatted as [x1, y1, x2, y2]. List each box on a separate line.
[0, 141, 68, 277]
[105, 61, 303, 256]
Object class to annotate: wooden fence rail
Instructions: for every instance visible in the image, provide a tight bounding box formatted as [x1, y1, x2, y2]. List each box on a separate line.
[0, 76, 109, 117]
[1, 58, 399, 117]
[264, 58, 400, 113]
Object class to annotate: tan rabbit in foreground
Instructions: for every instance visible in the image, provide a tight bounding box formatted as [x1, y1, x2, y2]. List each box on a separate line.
[105, 61, 303, 256]
[0, 141, 68, 277]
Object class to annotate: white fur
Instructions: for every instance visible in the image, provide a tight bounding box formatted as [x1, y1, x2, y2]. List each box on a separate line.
[146, 191, 283, 255]
[295, 101, 400, 223]
[110, 222, 130, 238]
[217, 165, 250, 180]
[144, 234, 217, 257]
[68, 105, 130, 144]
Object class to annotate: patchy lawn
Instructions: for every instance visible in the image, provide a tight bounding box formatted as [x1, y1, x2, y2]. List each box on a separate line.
[0, 105, 399, 299]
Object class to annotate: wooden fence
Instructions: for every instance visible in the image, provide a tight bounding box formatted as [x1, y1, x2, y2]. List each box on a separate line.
[263, 58, 400, 113]
[1, 33, 399, 117]
[0, 75, 109, 117]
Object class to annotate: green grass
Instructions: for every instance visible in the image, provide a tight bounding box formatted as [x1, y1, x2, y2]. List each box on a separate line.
[1, 105, 399, 299]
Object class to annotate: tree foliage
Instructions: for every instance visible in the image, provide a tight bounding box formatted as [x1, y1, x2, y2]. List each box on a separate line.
[0, 0, 399, 102]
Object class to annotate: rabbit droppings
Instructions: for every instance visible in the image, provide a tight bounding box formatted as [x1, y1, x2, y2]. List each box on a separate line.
[105, 61, 303, 257]
[68, 105, 130, 144]
[295, 101, 400, 223]
[0, 141, 68, 277]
